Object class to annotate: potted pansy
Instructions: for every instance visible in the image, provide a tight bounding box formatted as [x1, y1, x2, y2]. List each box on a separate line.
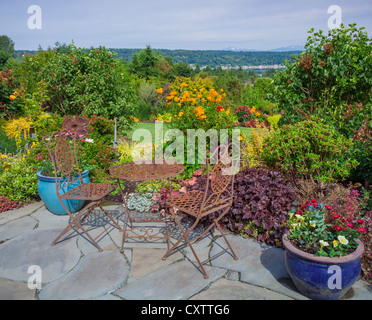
[282, 200, 366, 300]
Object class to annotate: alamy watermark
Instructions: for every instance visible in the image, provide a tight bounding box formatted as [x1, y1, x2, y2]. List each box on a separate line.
[27, 265, 42, 290]
[327, 265, 342, 290]
[130, 121, 241, 175]
[27, 5, 42, 30]
[328, 5, 342, 30]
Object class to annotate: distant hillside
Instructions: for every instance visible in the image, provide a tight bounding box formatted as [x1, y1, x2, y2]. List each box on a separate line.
[110, 48, 302, 67]
[14, 48, 302, 68]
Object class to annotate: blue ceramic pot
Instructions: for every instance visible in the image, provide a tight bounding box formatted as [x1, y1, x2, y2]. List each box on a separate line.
[283, 234, 364, 300]
[37, 169, 90, 215]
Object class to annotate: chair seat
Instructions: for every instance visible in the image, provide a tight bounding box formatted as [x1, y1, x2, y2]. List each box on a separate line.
[167, 190, 231, 217]
[166, 190, 204, 217]
[60, 183, 115, 201]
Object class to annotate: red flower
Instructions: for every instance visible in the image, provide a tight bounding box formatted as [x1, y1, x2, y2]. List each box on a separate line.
[358, 227, 367, 234]
[334, 225, 342, 231]
[311, 199, 316, 203]
[357, 220, 364, 224]
[296, 210, 302, 215]
[343, 226, 348, 230]
[325, 205, 332, 210]
[333, 215, 340, 219]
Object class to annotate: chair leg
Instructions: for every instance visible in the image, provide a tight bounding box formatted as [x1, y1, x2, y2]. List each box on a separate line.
[162, 211, 209, 279]
[214, 220, 238, 260]
[52, 202, 104, 252]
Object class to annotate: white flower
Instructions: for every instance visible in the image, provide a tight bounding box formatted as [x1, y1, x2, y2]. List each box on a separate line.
[85, 138, 94, 143]
[338, 235, 349, 245]
[319, 240, 329, 248]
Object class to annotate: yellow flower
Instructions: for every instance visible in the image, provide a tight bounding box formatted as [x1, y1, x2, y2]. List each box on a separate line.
[333, 240, 340, 248]
[255, 112, 260, 117]
[338, 235, 349, 245]
[9, 95, 16, 100]
[156, 88, 163, 94]
[238, 135, 243, 141]
[178, 112, 184, 117]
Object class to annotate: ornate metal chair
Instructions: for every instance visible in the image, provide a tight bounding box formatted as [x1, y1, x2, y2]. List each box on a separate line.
[162, 143, 239, 278]
[43, 116, 120, 252]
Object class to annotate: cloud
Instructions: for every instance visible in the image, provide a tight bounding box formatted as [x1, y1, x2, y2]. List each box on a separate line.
[1, 0, 371, 50]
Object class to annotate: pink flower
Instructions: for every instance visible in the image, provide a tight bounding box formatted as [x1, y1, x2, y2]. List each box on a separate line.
[193, 168, 203, 176]
[357, 220, 364, 224]
[333, 215, 340, 219]
[358, 227, 366, 233]
[325, 205, 332, 210]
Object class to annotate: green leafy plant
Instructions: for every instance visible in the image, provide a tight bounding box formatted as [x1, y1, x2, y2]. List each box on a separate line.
[274, 24, 371, 127]
[262, 117, 358, 189]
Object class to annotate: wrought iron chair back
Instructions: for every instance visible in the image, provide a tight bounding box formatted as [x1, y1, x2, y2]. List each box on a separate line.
[162, 142, 239, 278]
[43, 130, 84, 195]
[198, 143, 237, 216]
[41, 116, 120, 252]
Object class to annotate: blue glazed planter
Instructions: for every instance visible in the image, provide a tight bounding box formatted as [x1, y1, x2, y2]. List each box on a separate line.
[37, 169, 90, 215]
[283, 234, 364, 300]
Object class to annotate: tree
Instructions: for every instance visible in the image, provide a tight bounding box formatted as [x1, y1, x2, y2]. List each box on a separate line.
[129, 45, 159, 79]
[0, 35, 15, 69]
[274, 23, 371, 131]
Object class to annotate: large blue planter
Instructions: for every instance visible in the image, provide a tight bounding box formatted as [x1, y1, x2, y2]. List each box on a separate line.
[37, 169, 90, 215]
[282, 234, 364, 300]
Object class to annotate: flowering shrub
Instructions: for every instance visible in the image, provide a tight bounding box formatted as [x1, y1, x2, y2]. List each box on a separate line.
[240, 125, 273, 169]
[0, 69, 19, 119]
[3, 117, 33, 149]
[156, 76, 237, 133]
[235, 105, 268, 127]
[287, 200, 366, 257]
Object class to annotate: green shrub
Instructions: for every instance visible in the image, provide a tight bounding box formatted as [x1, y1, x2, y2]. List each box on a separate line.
[267, 114, 281, 128]
[262, 118, 358, 185]
[0, 159, 38, 201]
[274, 24, 371, 130]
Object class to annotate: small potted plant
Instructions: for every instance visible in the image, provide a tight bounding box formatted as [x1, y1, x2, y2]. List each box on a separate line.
[282, 200, 366, 300]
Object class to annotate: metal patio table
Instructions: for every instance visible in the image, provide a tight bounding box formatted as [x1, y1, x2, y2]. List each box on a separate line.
[109, 160, 184, 253]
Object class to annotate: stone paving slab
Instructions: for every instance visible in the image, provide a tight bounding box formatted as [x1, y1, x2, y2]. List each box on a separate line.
[115, 260, 227, 300]
[128, 248, 184, 282]
[0, 228, 81, 283]
[38, 249, 130, 300]
[210, 234, 307, 300]
[0, 277, 36, 300]
[0, 216, 37, 242]
[190, 278, 293, 300]
[1, 202, 372, 300]
[0, 202, 44, 226]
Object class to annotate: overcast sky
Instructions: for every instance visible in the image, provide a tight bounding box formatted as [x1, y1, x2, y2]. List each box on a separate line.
[1, 0, 371, 51]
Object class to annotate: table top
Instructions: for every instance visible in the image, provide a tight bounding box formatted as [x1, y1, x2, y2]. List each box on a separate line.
[109, 161, 184, 181]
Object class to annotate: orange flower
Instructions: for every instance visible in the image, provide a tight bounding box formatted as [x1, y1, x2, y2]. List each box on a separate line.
[181, 82, 188, 88]
[9, 95, 16, 100]
[156, 88, 163, 94]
